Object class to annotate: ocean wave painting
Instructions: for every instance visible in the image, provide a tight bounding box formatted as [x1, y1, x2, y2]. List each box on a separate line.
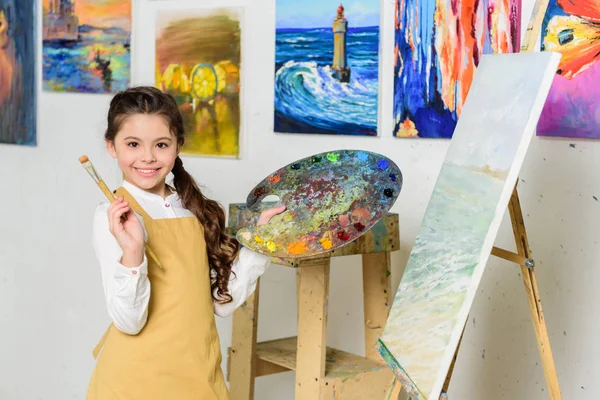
[378, 52, 561, 399]
[393, 0, 521, 138]
[274, 1, 380, 136]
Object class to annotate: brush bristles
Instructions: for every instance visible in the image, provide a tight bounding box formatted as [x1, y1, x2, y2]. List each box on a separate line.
[78, 155, 89, 163]
[81, 160, 101, 184]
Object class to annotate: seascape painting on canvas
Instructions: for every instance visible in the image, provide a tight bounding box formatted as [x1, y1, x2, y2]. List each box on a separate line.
[393, 0, 521, 138]
[155, 7, 242, 158]
[378, 52, 561, 399]
[42, 0, 131, 93]
[274, 1, 380, 136]
[0, 0, 36, 146]
[537, 0, 600, 138]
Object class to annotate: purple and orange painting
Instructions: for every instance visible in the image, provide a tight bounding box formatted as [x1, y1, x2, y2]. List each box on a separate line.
[537, 0, 600, 138]
[236, 150, 402, 258]
[393, 0, 521, 138]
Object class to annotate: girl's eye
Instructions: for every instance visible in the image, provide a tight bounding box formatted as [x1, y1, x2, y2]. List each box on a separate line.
[157, 143, 169, 149]
[127, 142, 138, 148]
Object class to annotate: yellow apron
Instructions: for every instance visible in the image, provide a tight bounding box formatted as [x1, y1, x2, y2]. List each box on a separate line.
[87, 187, 229, 400]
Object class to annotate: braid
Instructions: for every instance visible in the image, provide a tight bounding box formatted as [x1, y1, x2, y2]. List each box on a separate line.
[172, 156, 239, 304]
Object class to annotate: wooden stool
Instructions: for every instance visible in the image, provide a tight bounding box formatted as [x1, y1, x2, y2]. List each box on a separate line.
[226, 204, 400, 400]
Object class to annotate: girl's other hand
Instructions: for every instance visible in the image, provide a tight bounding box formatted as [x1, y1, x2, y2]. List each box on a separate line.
[257, 205, 287, 226]
[107, 197, 145, 259]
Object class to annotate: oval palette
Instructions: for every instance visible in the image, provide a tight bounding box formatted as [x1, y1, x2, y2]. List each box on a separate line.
[236, 150, 402, 258]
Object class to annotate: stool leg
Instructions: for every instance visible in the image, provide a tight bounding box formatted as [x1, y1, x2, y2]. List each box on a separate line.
[229, 279, 260, 400]
[362, 252, 392, 361]
[295, 259, 330, 400]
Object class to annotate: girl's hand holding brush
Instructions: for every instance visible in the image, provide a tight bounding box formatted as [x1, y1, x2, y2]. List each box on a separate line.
[108, 196, 146, 268]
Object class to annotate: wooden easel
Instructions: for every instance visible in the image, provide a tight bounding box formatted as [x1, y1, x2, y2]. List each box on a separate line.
[388, 0, 561, 398]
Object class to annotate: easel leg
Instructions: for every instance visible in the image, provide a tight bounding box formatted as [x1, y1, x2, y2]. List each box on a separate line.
[362, 252, 393, 361]
[437, 324, 466, 399]
[229, 279, 260, 400]
[295, 259, 330, 399]
[508, 189, 561, 399]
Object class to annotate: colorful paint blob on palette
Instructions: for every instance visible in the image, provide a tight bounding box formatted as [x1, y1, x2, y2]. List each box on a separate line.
[236, 150, 402, 258]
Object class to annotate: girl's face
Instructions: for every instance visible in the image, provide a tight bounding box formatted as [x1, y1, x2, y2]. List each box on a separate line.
[107, 113, 179, 197]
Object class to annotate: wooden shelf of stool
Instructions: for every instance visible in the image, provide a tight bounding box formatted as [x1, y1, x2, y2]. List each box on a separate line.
[226, 204, 400, 400]
[229, 336, 393, 398]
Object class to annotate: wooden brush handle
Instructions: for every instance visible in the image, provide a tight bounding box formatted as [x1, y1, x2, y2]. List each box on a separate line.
[98, 180, 116, 202]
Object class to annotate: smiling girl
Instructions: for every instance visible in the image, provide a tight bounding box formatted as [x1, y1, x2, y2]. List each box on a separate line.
[87, 86, 284, 399]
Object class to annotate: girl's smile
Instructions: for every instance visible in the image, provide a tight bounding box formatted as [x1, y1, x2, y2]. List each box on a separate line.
[134, 167, 162, 177]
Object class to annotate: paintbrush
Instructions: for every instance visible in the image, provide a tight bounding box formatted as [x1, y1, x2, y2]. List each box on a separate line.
[79, 155, 164, 269]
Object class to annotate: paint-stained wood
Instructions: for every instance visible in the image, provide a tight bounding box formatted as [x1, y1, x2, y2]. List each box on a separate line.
[384, 378, 403, 400]
[227, 203, 401, 400]
[228, 281, 260, 400]
[362, 252, 393, 361]
[318, 366, 395, 400]
[255, 336, 395, 399]
[228, 204, 399, 267]
[255, 336, 387, 377]
[296, 259, 330, 398]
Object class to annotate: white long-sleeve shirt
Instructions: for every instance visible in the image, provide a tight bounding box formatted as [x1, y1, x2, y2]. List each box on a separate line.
[92, 180, 269, 335]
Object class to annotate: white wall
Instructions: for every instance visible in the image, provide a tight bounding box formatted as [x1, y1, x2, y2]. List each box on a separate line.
[1, 0, 598, 398]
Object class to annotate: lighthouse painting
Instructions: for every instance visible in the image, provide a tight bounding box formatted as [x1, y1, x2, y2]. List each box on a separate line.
[275, 1, 380, 136]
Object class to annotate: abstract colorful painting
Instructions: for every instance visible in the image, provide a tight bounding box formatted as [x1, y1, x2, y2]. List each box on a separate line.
[0, 0, 36, 145]
[155, 7, 242, 158]
[236, 150, 402, 258]
[42, 0, 131, 93]
[393, 0, 521, 138]
[274, 1, 380, 136]
[378, 52, 561, 399]
[537, 0, 600, 138]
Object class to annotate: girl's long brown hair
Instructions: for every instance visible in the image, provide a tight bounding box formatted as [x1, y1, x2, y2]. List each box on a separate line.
[105, 86, 238, 304]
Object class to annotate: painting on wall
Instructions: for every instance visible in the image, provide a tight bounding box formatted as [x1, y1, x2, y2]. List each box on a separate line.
[274, 1, 380, 136]
[155, 7, 242, 158]
[42, 0, 131, 93]
[393, 0, 521, 138]
[537, 0, 600, 138]
[377, 52, 561, 399]
[0, 0, 36, 146]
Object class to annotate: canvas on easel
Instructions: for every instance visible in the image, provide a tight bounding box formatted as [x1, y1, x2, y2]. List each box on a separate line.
[377, 51, 561, 399]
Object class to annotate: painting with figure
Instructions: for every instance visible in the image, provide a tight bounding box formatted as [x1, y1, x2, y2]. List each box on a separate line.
[42, 0, 131, 93]
[274, 1, 380, 136]
[0, 0, 36, 146]
[393, 0, 521, 138]
[155, 7, 241, 158]
[377, 52, 561, 399]
[537, 0, 600, 138]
